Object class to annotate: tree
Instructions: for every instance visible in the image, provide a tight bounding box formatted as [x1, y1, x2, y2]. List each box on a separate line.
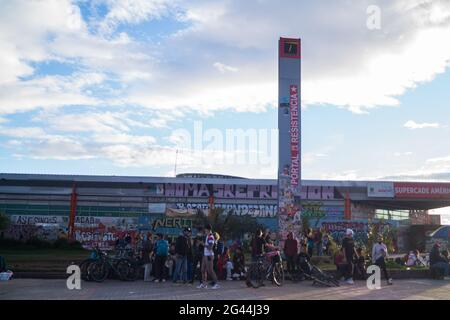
[192, 208, 264, 241]
[0, 211, 10, 231]
[367, 219, 397, 258]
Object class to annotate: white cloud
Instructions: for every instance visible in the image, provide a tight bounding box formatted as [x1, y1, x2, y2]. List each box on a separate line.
[427, 155, 450, 163]
[404, 120, 441, 129]
[1, 126, 48, 139]
[394, 151, 413, 157]
[97, 0, 174, 34]
[2, 0, 450, 117]
[213, 62, 238, 74]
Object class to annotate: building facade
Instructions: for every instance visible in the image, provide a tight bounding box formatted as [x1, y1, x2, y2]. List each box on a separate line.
[0, 173, 447, 251]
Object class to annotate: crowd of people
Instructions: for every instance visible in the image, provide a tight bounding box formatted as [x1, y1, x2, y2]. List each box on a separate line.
[116, 225, 450, 287]
[133, 224, 247, 290]
[282, 228, 394, 285]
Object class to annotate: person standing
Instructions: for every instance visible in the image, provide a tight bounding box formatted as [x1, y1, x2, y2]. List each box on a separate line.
[315, 229, 323, 256]
[173, 227, 192, 284]
[341, 229, 358, 285]
[213, 232, 224, 274]
[322, 234, 330, 256]
[284, 232, 298, 277]
[306, 229, 314, 258]
[141, 233, 153, 282]
[251, 229, 266, 262]
[372, 235, 393, 285]
[186, 228, 193, 283]
[197, 224, 219, 289]
[154, 233, 169, 282]
[190, 237, 204, 284]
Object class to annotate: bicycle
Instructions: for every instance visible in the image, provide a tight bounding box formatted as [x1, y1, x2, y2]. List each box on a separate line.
[246, 250, 284, 288]
[87, 248, 135, 282]
[291, 253, 340, 287]
[79, 247, 102, 281]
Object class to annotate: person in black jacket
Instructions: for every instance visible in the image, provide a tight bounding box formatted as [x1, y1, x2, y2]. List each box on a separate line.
[173, 227, 192, 283]
[190, 236, 204, 284]
[429, 242, 449, 277]
[341, 229, 358, 285]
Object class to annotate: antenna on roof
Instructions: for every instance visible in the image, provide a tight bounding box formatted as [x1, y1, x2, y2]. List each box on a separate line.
[174, 149, 179, 177]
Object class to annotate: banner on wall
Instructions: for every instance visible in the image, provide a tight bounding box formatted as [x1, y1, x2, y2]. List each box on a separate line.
[395, 182, 450, 199]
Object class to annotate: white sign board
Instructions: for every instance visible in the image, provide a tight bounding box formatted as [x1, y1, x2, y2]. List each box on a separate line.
[367, 182, 394, 198]
[148, 203, 166, 213]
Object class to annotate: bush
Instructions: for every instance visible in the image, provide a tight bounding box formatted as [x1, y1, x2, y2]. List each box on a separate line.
[25, 237, 53, 249]
[0, 212, 10, 231]
[53, 238, 83, 250]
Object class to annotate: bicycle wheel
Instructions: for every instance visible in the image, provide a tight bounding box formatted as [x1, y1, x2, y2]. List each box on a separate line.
[116, 259, 138, 281]
[311, 276, 335, 287]
[125, 262, 139, 281]
[272, 262, 284, 286]
[114, 259, 131, 281]
[246, 264, 262, 288]
[79, 258, 96, 281]
[88, 260, 109, 282]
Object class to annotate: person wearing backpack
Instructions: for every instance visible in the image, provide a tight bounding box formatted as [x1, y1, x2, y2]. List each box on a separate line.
[154, 233, 169, 282]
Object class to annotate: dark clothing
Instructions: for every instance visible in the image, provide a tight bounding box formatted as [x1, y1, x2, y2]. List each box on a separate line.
[286, 255, 296, 275]
[175, 235, 192, 257]
[232, 252, 246, 275]
[284, 238, 298, 275]
[191, 242, 204, 283]
[141, 239, 153, 264]
[306, 235, 314, 257]
[284, 238, 298, 257]
[342, 237, 356, 280]
[342, 237, 356, 263]
[354, 256, 367, 280]
[154, 255, 167, 280]
[192, 255, 202, 283]
[430, 246, 446, 265]
[375, 257, 390, 280]
[251, 237, 267, 257]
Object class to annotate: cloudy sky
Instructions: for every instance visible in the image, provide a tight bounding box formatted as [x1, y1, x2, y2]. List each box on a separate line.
[0, 0, 450, 184]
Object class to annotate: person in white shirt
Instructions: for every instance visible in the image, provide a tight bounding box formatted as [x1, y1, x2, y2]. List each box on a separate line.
[197, 224, 219, 289]
[372, 235, 393, 285]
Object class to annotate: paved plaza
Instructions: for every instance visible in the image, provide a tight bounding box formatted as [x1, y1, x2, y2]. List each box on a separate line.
[1, 278, 450, 300]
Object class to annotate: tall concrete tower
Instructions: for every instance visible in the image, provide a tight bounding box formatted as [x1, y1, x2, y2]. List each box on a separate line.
[278, 37, 302, 242]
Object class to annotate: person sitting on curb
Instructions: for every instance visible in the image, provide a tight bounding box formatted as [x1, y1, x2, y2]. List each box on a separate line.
[334, 247, 348, 281]
[354, 247, 367, 280]
[429, 242, 450, 279]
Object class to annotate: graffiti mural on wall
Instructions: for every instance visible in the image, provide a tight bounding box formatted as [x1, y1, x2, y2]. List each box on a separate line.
[174, 203, 277, 218]
[319, 220, 395, 244]
[4, 215, 68, 242]
[3, 214, 140, 250]
[74, 217, 138, 250]
[138, 215, 193, 242]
